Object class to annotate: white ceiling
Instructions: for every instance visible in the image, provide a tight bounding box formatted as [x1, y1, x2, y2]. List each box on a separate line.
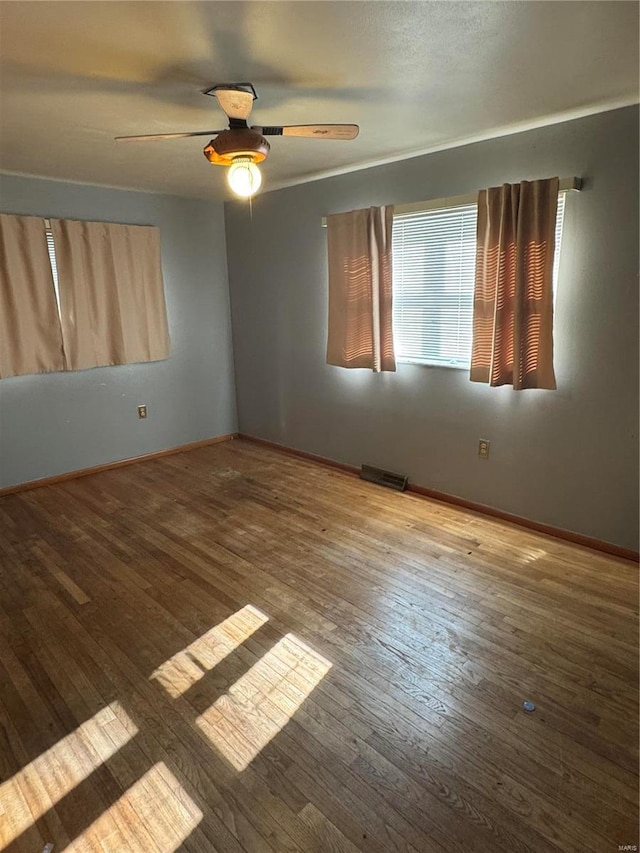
[0, 1, 637, 201]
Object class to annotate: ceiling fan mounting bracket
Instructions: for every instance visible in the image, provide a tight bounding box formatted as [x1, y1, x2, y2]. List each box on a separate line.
[203, 82, 258, 101]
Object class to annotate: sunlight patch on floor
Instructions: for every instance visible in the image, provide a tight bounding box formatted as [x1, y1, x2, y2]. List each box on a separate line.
[519, 546, 547, 565]
[150, 604, 269, 698]
[0, 702, 136, 849]
[66, 762, 202, 852]
[196, 633, 332, 770]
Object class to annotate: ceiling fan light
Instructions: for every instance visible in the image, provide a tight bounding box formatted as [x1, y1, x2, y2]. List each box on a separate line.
[227, 156, 262, 198]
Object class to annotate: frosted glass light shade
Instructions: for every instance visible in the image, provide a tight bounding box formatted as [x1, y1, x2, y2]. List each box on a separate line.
[227, 157, 262, 198]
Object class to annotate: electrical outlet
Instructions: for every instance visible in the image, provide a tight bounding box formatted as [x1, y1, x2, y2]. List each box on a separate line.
[137, 404, 147, 420]
[478, 439, 490, 459]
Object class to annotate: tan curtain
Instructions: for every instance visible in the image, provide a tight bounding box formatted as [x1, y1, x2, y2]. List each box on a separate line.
[470, 177, 559, 390]
[326, 205, 396, 372]
[51, 219, 170, 370]
[0, 214, 66, 378]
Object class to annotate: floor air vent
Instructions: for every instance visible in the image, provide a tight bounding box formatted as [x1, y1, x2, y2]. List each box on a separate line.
[360, 464, 408, 492]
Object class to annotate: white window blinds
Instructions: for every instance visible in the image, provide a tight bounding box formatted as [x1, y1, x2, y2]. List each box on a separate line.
[392, 203, 477, 368]
[391, 194, 565, 369]
[552, 192, 565, 296]
[45, 225, 61, 317]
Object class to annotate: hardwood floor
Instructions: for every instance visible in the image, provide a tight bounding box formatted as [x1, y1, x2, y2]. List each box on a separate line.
[0, 438, 637, 853]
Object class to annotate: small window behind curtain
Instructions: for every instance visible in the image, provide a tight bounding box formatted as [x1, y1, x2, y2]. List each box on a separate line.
[392, 196, 566, 369]
[45, 224, 61, 317]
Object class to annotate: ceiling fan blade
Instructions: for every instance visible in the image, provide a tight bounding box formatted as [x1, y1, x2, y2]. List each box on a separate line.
[213, 88, 255, 121]
[115, 131, 224, 142]
[254, 124, 359, 140]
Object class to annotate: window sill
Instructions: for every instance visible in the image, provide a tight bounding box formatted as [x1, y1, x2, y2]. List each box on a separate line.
[396, 358, 470, 371]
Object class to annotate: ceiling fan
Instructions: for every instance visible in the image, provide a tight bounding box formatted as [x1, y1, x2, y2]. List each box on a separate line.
[115, 83, 359, 198]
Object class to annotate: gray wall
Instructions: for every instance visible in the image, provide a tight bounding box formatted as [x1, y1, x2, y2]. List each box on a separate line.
[0, 174, 237, 488]
[225, 106, 639, 551]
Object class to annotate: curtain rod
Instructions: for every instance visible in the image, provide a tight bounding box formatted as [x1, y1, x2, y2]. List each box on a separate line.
[321, 176, 582, 227]
[39, 217, 153, 229]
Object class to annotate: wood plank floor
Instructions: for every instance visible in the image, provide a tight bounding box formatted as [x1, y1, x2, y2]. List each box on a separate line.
[0, 438, 637, 853]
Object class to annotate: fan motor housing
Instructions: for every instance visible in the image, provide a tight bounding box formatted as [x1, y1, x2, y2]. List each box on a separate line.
[203, 128, 270, 166]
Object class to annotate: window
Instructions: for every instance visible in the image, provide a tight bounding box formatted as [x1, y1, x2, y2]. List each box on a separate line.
[392, 194, 565, 369]
[552, 193, 566, 299]
[392, 203, 477, 368]
[0, 214, 170, 378]
[45, 221, 62, 317]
